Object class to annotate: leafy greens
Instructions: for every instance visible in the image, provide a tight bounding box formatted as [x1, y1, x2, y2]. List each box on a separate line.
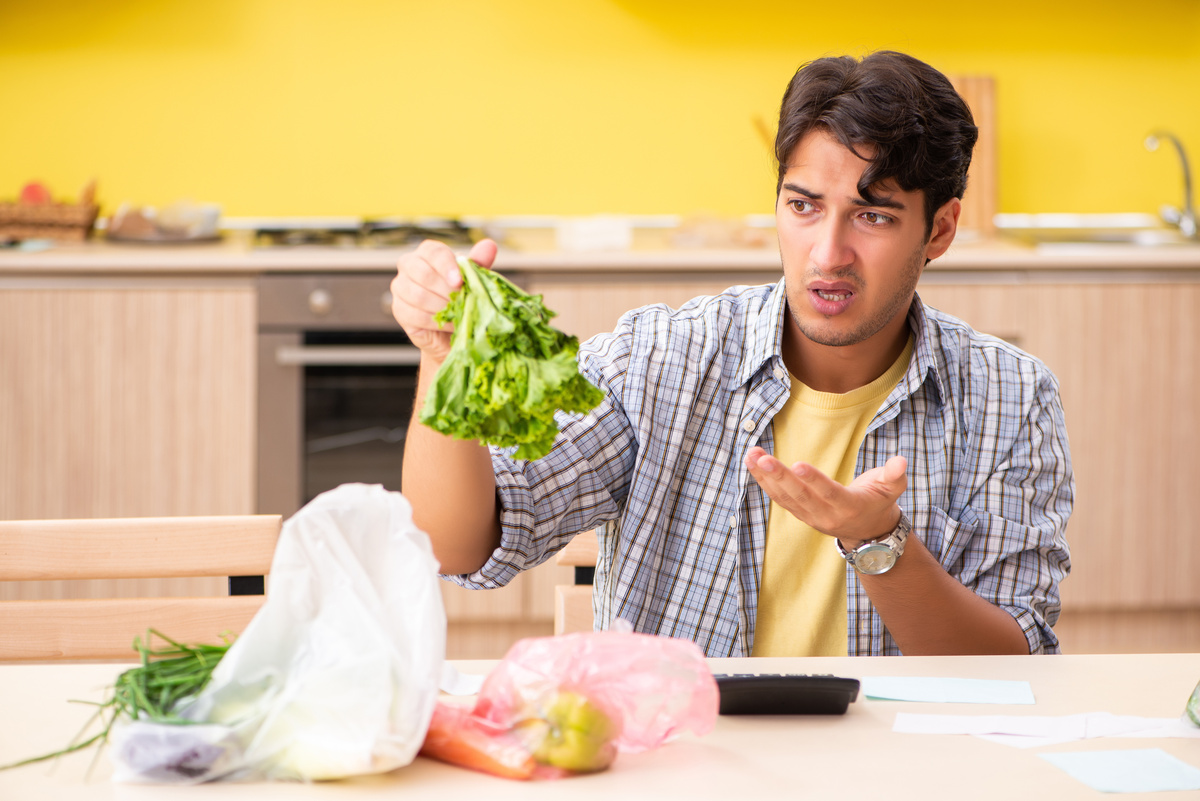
[418, 257, 604, 460]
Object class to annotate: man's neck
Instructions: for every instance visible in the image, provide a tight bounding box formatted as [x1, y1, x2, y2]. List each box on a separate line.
[781, 315, 911, 394]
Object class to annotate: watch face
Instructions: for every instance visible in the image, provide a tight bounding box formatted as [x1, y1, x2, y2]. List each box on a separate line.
[853, 543, 897, 575]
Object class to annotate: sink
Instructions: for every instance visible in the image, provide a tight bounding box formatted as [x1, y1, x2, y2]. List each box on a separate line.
[994, 213, 1196, 247]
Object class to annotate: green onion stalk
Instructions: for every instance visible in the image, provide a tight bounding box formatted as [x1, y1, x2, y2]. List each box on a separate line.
[0, 629, 229, 771]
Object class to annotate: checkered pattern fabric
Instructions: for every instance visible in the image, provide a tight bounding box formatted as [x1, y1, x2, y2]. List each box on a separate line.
[450, 279, 1073, 657]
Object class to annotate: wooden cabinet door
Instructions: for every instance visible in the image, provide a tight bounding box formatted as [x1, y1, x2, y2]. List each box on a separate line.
[0, 278, 256, 602]
[1024, 282, 1200, 610]
[916, 279, 1028, 345]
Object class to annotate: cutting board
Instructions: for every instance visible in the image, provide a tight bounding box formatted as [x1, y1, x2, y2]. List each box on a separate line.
[948, 75, 997, 236]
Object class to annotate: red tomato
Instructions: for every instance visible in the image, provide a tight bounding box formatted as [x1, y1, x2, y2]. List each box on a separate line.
[19, 182, 52, 205]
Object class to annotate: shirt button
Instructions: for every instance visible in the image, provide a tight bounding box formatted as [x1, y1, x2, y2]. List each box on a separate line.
[728, 515, 737, 529]
[741, 418, 755, 432]
[773, 365, 787, 381]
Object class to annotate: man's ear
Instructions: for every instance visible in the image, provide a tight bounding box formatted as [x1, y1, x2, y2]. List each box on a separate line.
[924, 197, 961, 261]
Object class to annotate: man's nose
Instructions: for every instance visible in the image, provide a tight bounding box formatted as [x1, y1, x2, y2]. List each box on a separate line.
[809, 219, 854, 271]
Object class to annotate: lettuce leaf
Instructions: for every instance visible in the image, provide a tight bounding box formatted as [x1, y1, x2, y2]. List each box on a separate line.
[418, 257, 604, 460]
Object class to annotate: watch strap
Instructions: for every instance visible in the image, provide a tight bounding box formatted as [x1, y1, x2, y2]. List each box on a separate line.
[835, 512, 911, 573]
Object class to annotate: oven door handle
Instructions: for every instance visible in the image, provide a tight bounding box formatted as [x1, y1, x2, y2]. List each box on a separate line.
[275, 345, 422, 366]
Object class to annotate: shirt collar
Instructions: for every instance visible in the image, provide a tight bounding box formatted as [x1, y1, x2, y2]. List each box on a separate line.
[734, 280, 945, 405]
[733, 277, 789, 388]
[900, 293, 947, 405]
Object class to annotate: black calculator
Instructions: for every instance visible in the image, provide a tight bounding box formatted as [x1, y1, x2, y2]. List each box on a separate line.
[712, 673, 860, 715]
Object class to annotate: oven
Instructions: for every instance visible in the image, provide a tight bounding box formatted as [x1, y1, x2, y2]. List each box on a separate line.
[256, 272, 419, 517]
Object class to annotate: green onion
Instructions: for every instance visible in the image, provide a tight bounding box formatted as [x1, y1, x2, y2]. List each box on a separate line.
[0, 629, 230, 771]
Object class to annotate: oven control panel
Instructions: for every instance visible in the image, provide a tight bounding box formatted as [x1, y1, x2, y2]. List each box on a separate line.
[259, 274, 399, 330]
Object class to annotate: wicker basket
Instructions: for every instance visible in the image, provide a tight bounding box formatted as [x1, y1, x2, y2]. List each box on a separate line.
[0, 181, 99, 242]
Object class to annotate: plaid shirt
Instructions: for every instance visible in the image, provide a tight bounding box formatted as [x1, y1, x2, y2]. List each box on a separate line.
[455, 278, 1074, 657]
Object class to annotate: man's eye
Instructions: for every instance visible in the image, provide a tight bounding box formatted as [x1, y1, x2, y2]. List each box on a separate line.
[861, 211, 893, 226]
[789, 199, 816, 214]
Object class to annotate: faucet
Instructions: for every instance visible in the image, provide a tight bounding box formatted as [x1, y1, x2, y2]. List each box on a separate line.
[1145, 130, 1197, 239]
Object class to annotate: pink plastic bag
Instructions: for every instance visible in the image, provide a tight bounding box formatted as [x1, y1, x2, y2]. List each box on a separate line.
[421, 627, 718, 779]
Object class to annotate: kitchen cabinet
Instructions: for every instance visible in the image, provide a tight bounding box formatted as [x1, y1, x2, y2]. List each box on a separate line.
[0, 276, 256, 602]
[441, 565, 567, 659]
[0, 270, 563, 658]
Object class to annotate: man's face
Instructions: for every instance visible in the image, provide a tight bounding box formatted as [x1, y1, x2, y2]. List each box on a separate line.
[776, 129, 956, 356]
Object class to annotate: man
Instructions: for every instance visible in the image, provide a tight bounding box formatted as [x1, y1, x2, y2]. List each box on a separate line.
[391, 51, 1073, 658]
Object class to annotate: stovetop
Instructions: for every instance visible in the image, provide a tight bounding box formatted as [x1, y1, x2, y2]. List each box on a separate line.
[248, 218, 476, 249]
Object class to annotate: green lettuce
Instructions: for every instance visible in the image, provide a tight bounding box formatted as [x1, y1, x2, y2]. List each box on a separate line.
[418, 257, 604, 460]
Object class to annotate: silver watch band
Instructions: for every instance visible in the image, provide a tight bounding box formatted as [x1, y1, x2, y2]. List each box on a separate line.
[834, 512, 911, 575]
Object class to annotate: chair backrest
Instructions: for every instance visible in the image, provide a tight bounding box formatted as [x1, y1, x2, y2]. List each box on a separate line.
[554, 530, 598, 635]
[0, 515, 281, 661]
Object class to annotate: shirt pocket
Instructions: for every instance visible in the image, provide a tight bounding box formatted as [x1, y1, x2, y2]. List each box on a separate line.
[909, 505, 981, 571]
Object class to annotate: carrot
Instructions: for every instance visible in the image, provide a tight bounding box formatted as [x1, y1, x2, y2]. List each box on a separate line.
[419, 702, 537, 780]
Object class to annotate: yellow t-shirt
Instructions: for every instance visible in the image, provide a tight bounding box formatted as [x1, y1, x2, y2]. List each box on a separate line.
[751, 337, 913, 657]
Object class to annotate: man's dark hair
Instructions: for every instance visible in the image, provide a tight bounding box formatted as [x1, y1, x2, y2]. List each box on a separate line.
[774, 51, 978, 237]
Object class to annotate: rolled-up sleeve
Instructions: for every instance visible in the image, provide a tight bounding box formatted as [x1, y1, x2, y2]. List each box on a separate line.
[945, 359, 1074, 654]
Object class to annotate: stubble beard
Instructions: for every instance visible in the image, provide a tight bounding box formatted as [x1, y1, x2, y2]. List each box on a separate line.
[786, 240, 926, 348]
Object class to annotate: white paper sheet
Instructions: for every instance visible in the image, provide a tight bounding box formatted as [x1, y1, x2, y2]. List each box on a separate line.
[861, 676, 1036, 704]
[893, 711, 1200, 748]
[1039, 749, 1200, 793]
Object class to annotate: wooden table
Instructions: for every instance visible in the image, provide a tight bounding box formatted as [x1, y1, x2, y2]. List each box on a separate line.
[2, 653, 1198, 799]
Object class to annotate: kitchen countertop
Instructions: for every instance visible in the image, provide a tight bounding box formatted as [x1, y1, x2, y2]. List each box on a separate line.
[2, 235, 1200, 277]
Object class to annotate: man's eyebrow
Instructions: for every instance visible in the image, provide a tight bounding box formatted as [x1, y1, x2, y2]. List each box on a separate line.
[851, 193, 906, 211]
[782, 181, 907, 211]
[782, 182, 821, 199]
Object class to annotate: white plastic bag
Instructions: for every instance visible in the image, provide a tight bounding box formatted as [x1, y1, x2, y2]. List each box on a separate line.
[111, 483, 446, 783]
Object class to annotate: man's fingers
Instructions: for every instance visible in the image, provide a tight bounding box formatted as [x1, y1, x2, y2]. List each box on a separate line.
[854, 455, 908, 495]
[792, 460, 845, 505]
[391, 238, 482, 361]
[412, 239, 466, 290]
[743, 447, 773, 474]
[745, 447, 911, 541]
[467, 238, 498, 270]
[391, 265, 451, 329]
[745, 450, 831, 513]
[884, 455, 908, 483]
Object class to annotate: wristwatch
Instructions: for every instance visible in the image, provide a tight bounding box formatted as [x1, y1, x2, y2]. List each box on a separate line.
[835, 512, 911, 575]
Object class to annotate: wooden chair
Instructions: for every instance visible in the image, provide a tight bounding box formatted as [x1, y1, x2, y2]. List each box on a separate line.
[554, 530, 598, 635]
[0, 515, 281, 661]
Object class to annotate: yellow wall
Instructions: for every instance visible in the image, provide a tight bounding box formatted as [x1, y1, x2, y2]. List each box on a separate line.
[2, 1, 1197, 220]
